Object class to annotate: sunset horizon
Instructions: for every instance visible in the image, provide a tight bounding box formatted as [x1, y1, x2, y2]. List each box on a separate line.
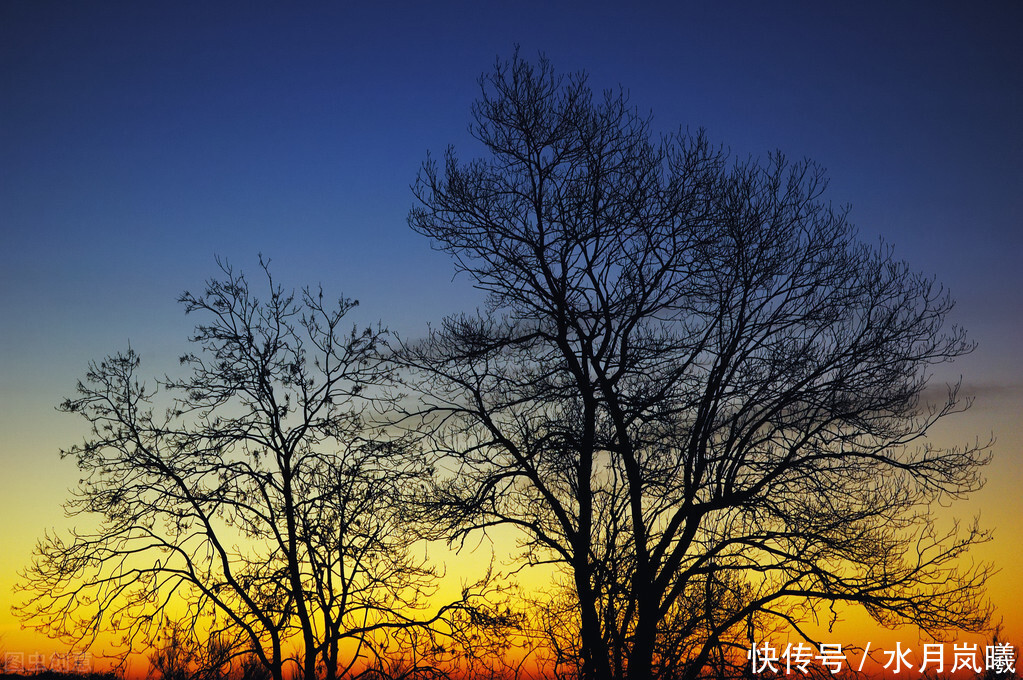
[2, 3, 1021, 679]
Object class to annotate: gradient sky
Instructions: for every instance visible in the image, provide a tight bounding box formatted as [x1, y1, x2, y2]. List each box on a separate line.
[2, 0, 1021, 670]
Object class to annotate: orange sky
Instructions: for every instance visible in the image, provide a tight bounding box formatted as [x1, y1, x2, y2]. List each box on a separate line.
[3, 387, 1020, 676]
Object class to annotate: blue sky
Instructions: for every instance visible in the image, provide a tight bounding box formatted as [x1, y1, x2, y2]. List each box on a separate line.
[2, 0, 1022, 655]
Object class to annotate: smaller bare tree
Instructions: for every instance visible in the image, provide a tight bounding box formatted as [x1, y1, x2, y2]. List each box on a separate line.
[16, 258, 493, 680]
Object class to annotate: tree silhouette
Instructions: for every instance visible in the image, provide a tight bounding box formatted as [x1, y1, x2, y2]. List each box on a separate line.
[16, 259, 486, 680]
[145, 620, 225, 680]
[400, 53, 993, 680]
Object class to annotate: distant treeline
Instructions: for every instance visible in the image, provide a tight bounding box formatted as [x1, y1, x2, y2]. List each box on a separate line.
[0, 673, 118, 680]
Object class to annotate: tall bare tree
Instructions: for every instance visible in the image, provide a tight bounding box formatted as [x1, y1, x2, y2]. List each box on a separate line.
[400, 53, 993, 680]
[16, 259, 477, 680]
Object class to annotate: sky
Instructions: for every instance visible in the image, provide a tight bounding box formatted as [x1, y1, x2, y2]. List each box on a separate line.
[2, 0, 1022, 672]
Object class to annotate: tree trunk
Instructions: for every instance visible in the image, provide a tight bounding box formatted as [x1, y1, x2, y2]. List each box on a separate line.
[627, 610, 658, 680]
[575, 565, 614, 680]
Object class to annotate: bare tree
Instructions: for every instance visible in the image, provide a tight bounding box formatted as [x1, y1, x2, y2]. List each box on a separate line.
[146, 620, 207, 680]
[400, 53, 993, 680]
[16, 259, 482, 680]
[145, 618, 241, 680]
